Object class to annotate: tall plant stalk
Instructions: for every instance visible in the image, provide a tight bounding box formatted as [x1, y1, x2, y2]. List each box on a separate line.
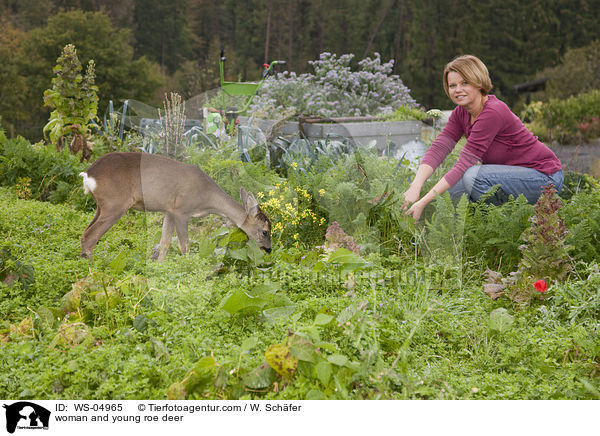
[158, 92, 186, 159]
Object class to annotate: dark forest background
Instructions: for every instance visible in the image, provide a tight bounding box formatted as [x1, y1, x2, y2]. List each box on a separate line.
[1, 0, 599, 140]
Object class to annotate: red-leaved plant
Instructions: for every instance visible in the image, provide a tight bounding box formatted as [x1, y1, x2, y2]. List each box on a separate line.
[483, 183, 572, 304]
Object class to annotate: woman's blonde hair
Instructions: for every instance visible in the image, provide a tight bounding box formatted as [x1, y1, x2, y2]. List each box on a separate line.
[443, 55, 493, 97]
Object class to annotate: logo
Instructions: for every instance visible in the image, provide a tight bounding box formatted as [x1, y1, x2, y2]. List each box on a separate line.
[3, 402, 51, 434]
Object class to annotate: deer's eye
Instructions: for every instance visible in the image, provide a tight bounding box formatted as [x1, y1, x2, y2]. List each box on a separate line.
[262, 230, 269, 237]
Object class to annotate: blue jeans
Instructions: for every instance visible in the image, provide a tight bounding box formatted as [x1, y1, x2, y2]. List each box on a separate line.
[448, 165, 564, 204]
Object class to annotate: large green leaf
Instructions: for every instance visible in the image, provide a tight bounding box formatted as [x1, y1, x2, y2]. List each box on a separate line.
[244, 363, 276, 389]
[489, 308, 514, 332]
[314, 313, 334, 326]
[221, 290, 266, 315]
[109, 250, 128, 276]
[327, 248, 370, 274]
[263, 305, 296, 322]
[314, 361, 332, 386]
[288, 334, 318, 363]
[327, 354, 348, 366]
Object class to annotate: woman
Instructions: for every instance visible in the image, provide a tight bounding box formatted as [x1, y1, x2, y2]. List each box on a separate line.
[402, 55, 563, 221]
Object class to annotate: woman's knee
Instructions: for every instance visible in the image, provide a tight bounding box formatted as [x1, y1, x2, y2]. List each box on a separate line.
[461, 165, 481, 196]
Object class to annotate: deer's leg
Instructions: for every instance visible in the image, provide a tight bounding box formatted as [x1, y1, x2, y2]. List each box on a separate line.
[173, 214, 190, 256]
[81, 205, 129, 259]
[84, 206, 101, 232]
[153, 213, 175, 262]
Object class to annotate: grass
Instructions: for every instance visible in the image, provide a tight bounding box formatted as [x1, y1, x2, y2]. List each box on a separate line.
[2, 185, 600, 400]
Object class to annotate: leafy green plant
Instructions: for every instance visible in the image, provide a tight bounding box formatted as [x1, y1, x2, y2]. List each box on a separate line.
[0, 243, 35, 289]
[302, 150, 413, 249]
[60, 269, 153, 332]
[4, 122, 600, 401]
[380, 105, 428, 121]
[534, 40, 600, 101]
[43, 44, 98, 160]
[220, 282, 295, 322]
[559, 171, 598, 201]
[523, 90, 600, 144]
[168, 300, 405, 400]
[465, 195, 533, 272]
[0, 135, 90, 209]
[425, 193, 469, 258]
[561, 180, 600, 264]
[366, 187, 416, 255]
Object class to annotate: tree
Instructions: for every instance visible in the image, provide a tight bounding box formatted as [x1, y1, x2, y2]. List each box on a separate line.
[535, 40, 600, 100]
[132, 0, 192, 74]
[0, 20, 27, 137]
[15, 10, 163, 140]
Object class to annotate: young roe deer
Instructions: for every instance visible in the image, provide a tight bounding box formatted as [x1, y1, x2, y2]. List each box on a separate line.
[79, 152, 271, 261]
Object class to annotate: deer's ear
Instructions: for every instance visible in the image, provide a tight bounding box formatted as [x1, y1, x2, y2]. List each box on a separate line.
[241, 188, 259, 216]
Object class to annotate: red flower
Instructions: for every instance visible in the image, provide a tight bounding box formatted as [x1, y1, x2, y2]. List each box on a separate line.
[534, 280, 547, 293]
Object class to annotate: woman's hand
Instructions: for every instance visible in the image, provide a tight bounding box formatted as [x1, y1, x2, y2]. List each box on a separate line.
[405, 199, 427, 221]
[404, 177, 450, 221]
[402, 186, 421, 210]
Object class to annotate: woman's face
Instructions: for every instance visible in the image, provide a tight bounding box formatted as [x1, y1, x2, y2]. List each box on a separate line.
[447, 71, 483, 109]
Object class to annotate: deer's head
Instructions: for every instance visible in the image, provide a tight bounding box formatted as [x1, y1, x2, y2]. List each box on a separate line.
[240, 188, 272, 253]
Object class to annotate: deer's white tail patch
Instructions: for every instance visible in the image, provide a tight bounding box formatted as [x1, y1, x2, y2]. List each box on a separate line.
[79, 172, 97, 194]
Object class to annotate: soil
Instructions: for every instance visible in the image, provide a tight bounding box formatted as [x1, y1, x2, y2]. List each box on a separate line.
[549, 139, 600, 176]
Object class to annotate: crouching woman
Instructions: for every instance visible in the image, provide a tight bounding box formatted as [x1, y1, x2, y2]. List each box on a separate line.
[403, 54, 563, 220]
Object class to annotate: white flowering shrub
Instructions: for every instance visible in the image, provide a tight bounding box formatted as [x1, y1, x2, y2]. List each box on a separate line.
[249, 52, 417, 119]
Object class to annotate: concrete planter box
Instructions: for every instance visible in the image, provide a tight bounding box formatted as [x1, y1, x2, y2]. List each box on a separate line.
[238, 116, 423, 155]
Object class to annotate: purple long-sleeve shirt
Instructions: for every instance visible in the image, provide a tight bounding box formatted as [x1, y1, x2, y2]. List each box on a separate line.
[421, 95, 562, 187]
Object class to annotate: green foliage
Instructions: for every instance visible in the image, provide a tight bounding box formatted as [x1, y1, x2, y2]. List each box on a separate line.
[43, 44, 98, 145]
[215, 229, 268, 269]
[259, 181, 328, 249]
[559, 170, 599, 201]
[2, 107, 600, 401]
[2, 184, 600, 400]
[0, 135, 90, 209]
[561, 184, 600, 264]
[12, 9, 163, 140]
[221, 282, 295, 322]
[366, 188, 416, 255]
[59, 270, 153, 333]
[548, 267, 600, 326]
[380, 105, 428, 122]
[535, 40, 600, 101]
[186, 146, 284, 199]
[465, 195, 534, 273]
[0, 22, 27, 137]
[523, 90, 600, 144]
[0, 243, 35, 289]
[488, 308, 514, 333]
[298, 150, 414, 251]
[425, 193, 470, 259]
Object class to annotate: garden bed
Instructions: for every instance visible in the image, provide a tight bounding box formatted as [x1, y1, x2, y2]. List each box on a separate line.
[238, 115, 423, 155]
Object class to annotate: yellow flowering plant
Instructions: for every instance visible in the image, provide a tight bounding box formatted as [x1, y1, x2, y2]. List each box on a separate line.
[259, 180, 328, 248]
